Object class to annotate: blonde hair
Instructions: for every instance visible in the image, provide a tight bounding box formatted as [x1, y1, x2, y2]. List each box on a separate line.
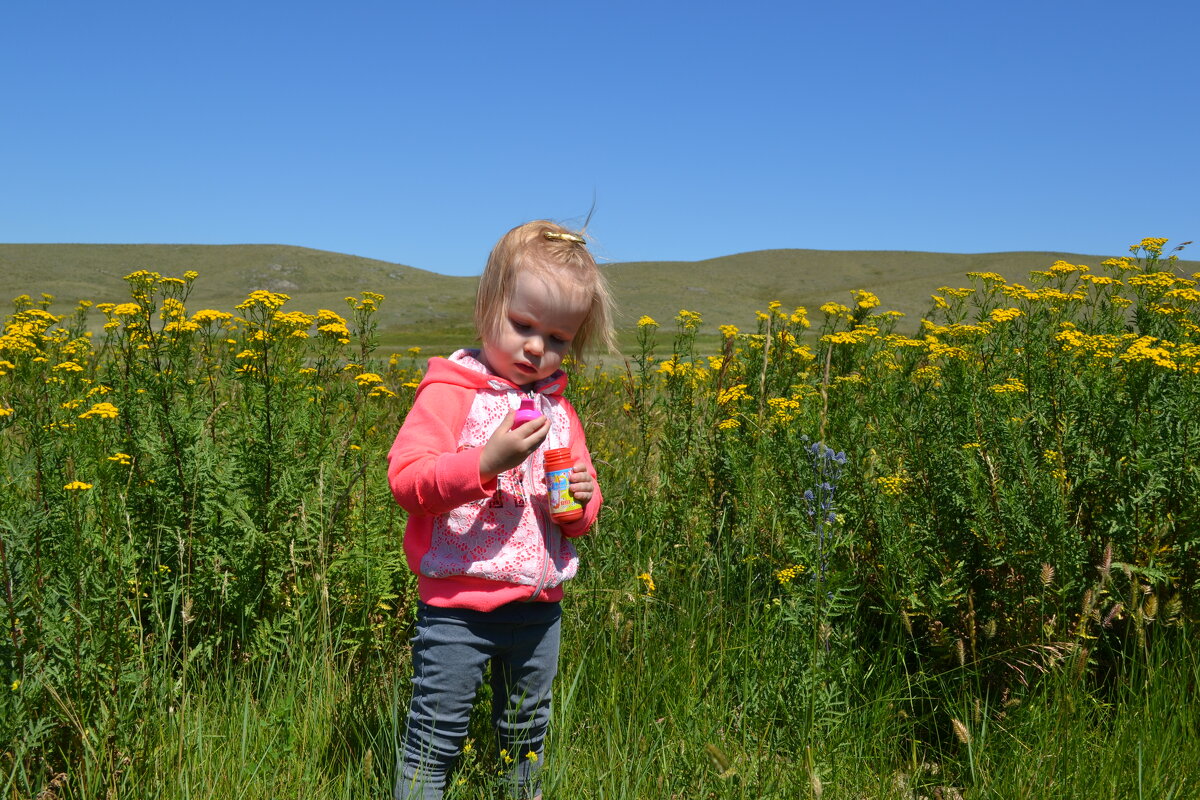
[475, 220, 616, 357]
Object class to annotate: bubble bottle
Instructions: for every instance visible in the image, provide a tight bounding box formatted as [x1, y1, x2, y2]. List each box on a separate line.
[512, 397, 582, 522]
[544, 447, 583, 522]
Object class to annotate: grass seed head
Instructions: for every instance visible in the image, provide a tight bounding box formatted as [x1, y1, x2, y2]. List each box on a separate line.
[1102, 603, 1123, 628]
[1142, 595, 1158, 621]
[951, 718, 971, 745]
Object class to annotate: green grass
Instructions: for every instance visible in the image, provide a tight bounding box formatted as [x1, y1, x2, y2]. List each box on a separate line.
[43, 574, 1196, 799]
[4, 240, 1200, 799]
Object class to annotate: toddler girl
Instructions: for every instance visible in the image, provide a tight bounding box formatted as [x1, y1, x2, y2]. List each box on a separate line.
[388, 220, 615, 799]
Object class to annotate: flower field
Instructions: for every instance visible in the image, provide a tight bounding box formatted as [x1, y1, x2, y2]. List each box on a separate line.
[2, 238, 1199, 798]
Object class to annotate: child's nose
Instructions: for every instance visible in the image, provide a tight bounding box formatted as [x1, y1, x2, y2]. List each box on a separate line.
[524, 336, 544, 356]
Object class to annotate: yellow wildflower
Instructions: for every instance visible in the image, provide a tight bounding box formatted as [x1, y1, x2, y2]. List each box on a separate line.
[1133, 237, 1169, 256]
[163, 320, 201, 334]
[159, 297, 187, 320]
[237, 290, 290, 311]
[966, 271, 1006, 285]
[989, 377, 1028, 394]
[822, 331, 859, 345]
[1128, 272, 1178, 291]
[821, 325, 878, 346]
[876, 474, 911, 497]
[356, 291, 385, 310]
[767, 396, 801, 424]
[675, 309, 702, 330]
[191, 309, 233, 326]
[64, 481, 94, 491]
[316, 309, 352, 342]
[1047, 260, 1088, 276]
[1165, 287, 1200, 304]
[1120, 336, 1177, 370]
[273, 310, 316, 330]
[717, 384, 750, 406]
[852, 289, 880, 310]
[1043, 450, 1068, 482]
[1101, 256, 1137, 271]
[775, 565, 804, 585]
[78, 402, 119, 420]
[637, 571, 656, 594]
[989, 307, 1023, 323]
[883, 334, 925, 350]
[926, 342, 969, 360]
[914, 365, 941, 382]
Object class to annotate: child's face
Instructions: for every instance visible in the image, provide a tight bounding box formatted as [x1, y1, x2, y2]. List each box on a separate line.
[480, 271, 589, 388]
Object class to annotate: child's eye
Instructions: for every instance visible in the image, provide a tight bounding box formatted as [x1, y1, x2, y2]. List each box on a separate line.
[550, 335, 568, 345]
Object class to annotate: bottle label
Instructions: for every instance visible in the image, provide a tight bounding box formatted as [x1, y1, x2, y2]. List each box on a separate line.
[546, 467, 582, 516]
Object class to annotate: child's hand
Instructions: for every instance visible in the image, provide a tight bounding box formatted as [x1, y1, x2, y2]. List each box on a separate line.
[568, 464, 595, 505]
[479, 409, 550, 481]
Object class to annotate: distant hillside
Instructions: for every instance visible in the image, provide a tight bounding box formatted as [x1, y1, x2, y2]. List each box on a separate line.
[2, 243, 1196, 349]
[604, 248, 1199, 333]
[0, 243, 476, 332]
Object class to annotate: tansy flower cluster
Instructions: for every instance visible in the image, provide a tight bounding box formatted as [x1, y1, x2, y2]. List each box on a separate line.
[876, 473, 912, 497]
[78, 402, 119, 420]
[675, 309, 703, 331]
[988, 377, 1028, 394]
[317, 310, 352, 344]
[775, 564, 805, 585]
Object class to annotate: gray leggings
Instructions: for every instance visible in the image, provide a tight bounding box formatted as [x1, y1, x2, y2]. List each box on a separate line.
[395, 601, 561, 800]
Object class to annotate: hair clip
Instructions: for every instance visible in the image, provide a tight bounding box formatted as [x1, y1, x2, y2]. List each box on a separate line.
[544, 231, 586, 245]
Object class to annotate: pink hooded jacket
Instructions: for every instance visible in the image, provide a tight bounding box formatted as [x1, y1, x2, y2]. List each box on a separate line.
[386, 349, 601, 611]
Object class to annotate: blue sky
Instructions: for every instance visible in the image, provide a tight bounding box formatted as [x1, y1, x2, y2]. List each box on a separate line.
[3, 0, 1197, 276]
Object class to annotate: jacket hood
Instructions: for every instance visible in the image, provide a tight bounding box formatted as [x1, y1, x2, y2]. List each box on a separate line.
[417, 348, 569, 397]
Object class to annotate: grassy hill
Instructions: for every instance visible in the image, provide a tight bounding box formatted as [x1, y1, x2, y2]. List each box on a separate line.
[3, 243, 1196, 353]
